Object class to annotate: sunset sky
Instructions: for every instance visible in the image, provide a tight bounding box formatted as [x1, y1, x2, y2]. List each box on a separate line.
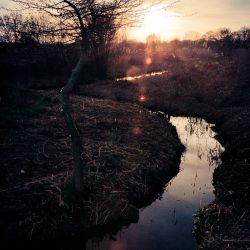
[1, 0, 250, 41]
[130, 0, 250, 41]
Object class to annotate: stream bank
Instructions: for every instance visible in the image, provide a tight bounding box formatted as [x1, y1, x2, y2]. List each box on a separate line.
[86, 116, 224, 250]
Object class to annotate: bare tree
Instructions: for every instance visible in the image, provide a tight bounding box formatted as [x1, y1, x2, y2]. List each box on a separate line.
[0, 12, 67, 43]
[146, 33, 161, 51]
[0, 13, 23, 42]
[10, 0, 145, 192]
[236, 27, 250, 49]
[217, 28, 233, 56]
[87, 13, 117, 78]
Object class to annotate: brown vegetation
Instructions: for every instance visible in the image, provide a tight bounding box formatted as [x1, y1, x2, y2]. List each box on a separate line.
[0, 89, 183, 243]
[78, 46, 250, 249]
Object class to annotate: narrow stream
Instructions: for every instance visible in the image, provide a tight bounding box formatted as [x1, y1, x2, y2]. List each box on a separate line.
[86, 116, 224, 250]
[116, 70, 168, 81]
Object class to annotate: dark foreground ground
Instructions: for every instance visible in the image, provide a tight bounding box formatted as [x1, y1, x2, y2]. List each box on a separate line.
[0, 87, 183, 248]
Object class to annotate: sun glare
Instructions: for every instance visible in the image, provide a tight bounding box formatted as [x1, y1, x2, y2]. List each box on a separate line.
[139, 95, 146, 102]
[143, 8, 175, 38]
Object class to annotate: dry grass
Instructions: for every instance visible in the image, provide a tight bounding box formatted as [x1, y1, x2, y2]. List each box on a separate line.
[0, 90, 183, 241]
[78, 49, 241, 118]
[194, 203, 250, 250]
[78, 50, 250, 249]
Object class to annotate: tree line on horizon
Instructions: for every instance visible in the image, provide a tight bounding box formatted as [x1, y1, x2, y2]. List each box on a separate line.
[1, 12, 250, 84]
[1, 12, 250, 48]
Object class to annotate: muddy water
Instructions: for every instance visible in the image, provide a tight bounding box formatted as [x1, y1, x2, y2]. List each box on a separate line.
[86, 116, 224, 250]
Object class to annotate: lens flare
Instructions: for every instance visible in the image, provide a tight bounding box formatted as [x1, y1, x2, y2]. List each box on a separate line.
[139, 95, 146, 102]
[132, 127, 141, 136]
[145, 57, 152, 65]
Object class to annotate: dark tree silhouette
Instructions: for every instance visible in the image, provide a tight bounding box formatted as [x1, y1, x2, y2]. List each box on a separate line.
[0, 13, 62, 43]
[11, 0, 144, 192]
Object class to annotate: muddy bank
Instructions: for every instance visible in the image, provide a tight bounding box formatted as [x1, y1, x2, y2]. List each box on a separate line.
[0, 89, 184, 245]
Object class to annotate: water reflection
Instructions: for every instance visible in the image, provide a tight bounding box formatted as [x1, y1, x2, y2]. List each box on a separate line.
[86, 116, 224, 250]
[116, 70, 168, 81]
[174, 117, 224, 167]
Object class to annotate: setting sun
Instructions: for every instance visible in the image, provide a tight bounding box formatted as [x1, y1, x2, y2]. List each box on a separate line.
[143, 7, 175, 37]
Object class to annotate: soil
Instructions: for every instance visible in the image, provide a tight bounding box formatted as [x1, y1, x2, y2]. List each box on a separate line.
[0, 88, 184, 247]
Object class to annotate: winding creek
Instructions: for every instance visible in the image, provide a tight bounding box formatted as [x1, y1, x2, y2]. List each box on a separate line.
[116, 70, 169, 81]
[86, 116, 224, 250]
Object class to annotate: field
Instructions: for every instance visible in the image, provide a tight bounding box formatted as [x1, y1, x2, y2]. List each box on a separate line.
[1, 39, 250, 249]
[79, 47, 250, 249]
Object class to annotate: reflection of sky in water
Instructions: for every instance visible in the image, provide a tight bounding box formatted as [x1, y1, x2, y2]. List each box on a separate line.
[86, 117, 224, 250]
[116, 70, 168, 81]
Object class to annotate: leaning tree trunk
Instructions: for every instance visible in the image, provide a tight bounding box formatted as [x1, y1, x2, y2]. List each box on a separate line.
[61, 57, 85, 192]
